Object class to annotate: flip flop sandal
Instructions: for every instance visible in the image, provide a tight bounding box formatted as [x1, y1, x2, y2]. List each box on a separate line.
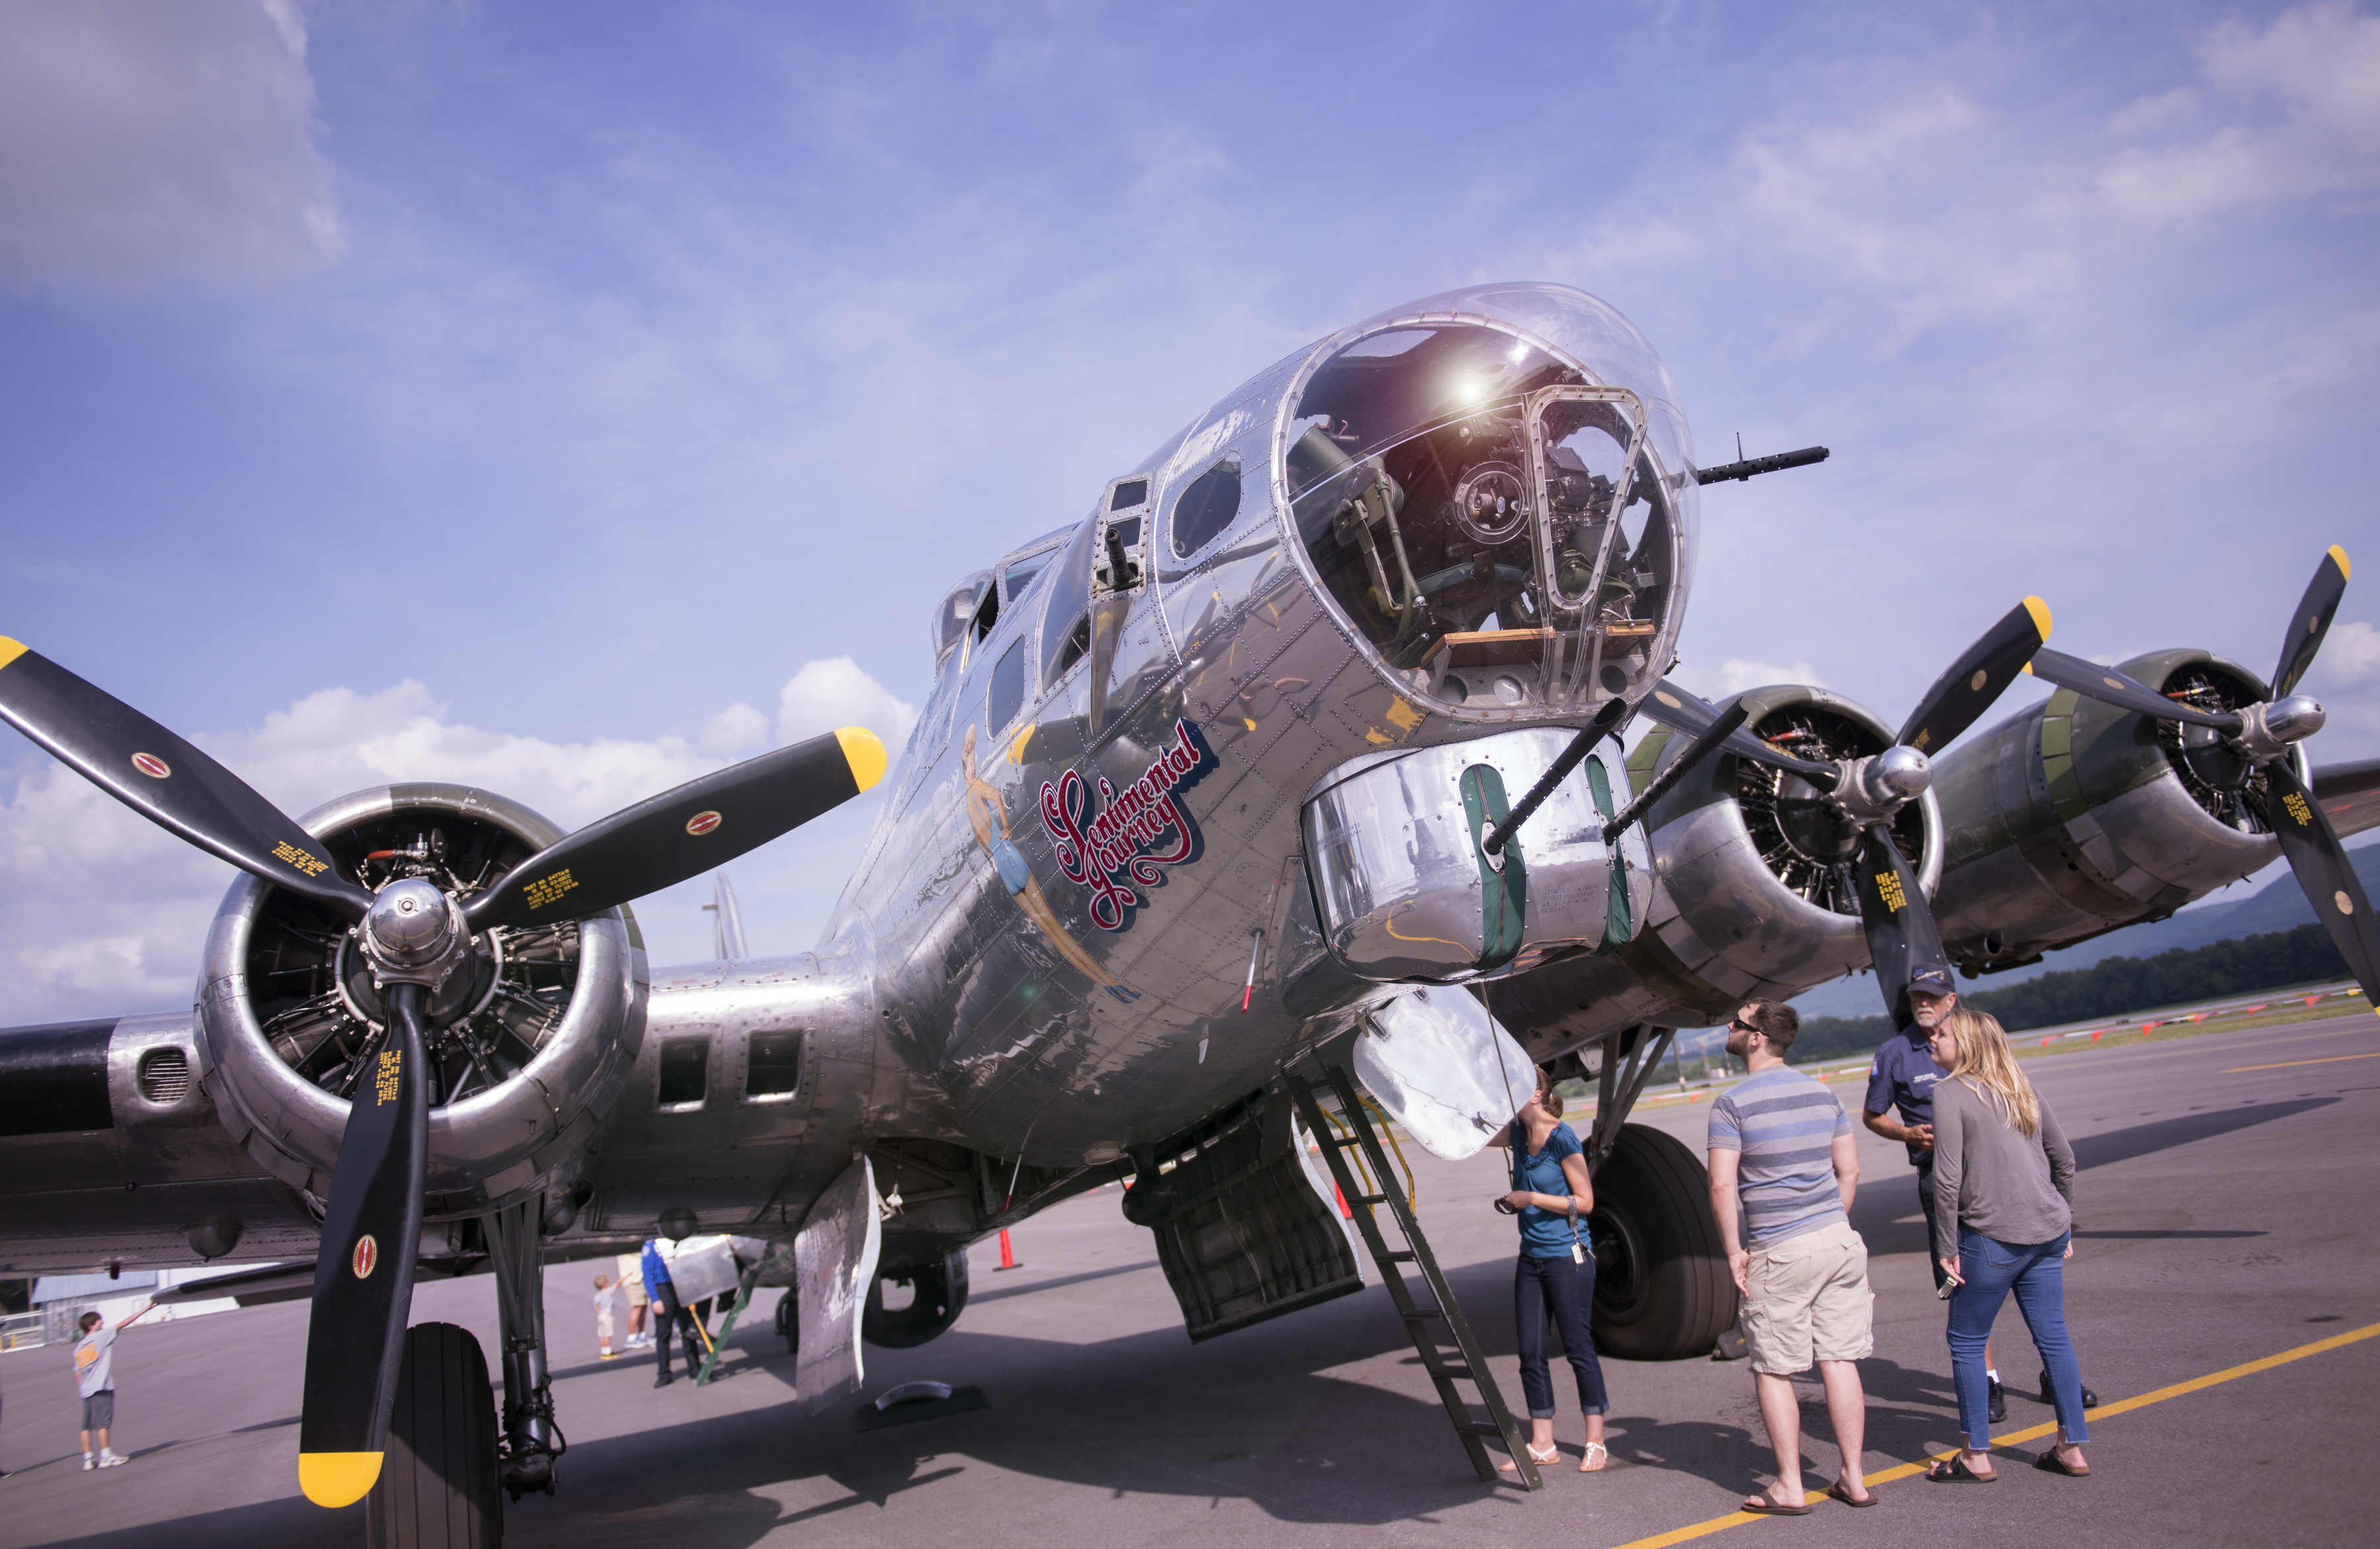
[1580, 1441, 1608, 1472]
[2034, 1450, 2092, 1477]
[1927, 1455, 1999, 1483]
[1740, 1493, 1814, 1515]
[1822, 1482, 1879, 1507]
[1498, 1443, 1560, 1472]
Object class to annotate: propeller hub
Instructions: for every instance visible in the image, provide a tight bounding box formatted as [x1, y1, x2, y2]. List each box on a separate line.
[359, 877, 469, 989]
[1833, 746, 1933, 824]
[2236, 695, 2326, 762]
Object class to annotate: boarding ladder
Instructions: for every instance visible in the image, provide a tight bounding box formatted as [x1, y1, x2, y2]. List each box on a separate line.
[1285, 1060, 1544, 1491]
[694, 1245, 793, 1387]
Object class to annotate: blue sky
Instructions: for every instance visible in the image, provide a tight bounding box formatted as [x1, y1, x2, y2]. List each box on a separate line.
[3, 0, 2375, 1021]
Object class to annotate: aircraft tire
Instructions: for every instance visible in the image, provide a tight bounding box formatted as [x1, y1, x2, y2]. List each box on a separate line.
[1587, 1123, 1739, 1361]
[775, 1287, 799, 1355]
[366, 1322, 504, 1549]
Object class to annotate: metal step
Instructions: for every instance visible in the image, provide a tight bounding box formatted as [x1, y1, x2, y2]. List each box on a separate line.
[1287, 1062, 1542, 1492]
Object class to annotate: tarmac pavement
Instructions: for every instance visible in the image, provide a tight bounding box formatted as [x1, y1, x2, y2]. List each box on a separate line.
[2, 1012, 2373, 1548]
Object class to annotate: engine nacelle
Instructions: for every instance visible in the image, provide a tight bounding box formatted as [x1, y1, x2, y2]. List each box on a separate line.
[1930, 649, 2306, 973]
[198, 783, 647, 1220]
[1494, 684, 1942, 1052]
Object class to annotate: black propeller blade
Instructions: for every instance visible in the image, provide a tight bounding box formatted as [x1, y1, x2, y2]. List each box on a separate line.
[1841, 597, 2050, 1021]
[2262, 758, 2380, 1008]
[2026, 647, 2239, 731]
[1896, 597, 2053, 754]
[1851, 826, 1949, 1029]
[462, 727, 889, 932]
[0, 635, 898, 1513]
[2273, 545, 2350, 699]
[298, 981, 429, 1507]
[0, 641, 375, 920]
[1640, 679, 1839, 785]
[2016, 549, 2370, 1010]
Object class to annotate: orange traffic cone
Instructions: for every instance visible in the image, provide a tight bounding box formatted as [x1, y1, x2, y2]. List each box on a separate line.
[994, 1228, 1021, 1271]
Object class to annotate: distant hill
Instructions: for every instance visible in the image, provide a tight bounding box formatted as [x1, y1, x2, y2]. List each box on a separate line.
[1786, 838, 2380, 1023]
[1781, 921, 2351, 1067]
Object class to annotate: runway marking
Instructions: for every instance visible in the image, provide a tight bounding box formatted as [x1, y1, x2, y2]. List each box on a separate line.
[2217, 1051, 2380, 1074]
[1604, 1321, 2380, 1548]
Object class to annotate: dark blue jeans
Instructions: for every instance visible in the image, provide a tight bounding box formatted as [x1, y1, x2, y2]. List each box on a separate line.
[1947, 1228, 2089, 1445]
[653, 1282, 701, 1378]
[1514, 1251, 1608, 1420]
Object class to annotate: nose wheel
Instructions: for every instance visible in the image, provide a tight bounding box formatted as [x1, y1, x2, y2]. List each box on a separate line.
[366, 1322, 502, 1548]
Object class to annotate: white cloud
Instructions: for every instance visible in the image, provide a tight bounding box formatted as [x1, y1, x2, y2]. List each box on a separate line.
[2307, 619, 2380, 740]
[701, 701, 770, 756]
[2313, 618, 2380, 684]
[2096, 2, 2380, 225]
[1667, 658, 1829, 699]
[774, 657, 919, 750]
[0, 0, 341, 290]
[0, 676, 912, 1023]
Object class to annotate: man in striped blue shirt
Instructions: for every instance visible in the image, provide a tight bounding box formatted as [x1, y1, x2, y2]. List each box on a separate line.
[1707, 998, 1873, 1515]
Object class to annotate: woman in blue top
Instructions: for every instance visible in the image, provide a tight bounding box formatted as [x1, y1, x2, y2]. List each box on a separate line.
[1489, 1065, 1608, 1472]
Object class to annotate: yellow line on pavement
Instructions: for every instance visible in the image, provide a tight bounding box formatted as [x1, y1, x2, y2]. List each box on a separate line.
[2219, 1051, 2380, 1074]
[1603, 1321, 2380, 1549]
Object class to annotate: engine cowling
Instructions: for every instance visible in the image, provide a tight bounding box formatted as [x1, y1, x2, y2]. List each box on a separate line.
[1929, 648, 2307, 973]
[198, 783, 647, 1221]
[1495, 684, 1942, 1051]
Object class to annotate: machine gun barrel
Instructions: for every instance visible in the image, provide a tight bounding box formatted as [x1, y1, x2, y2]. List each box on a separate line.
[1692, 445, 1829, 485]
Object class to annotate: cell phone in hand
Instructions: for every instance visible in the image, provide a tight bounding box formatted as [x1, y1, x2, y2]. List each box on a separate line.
[1936, 1270, 1963, 1300]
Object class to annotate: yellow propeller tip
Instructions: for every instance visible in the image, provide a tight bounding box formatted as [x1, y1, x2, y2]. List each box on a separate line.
[0, 637, 26, 671]
[2330, 544, 2351, 582]
[299, 1450, 383, 1507]
[2023, 596, 2053, 642]
[835, 727, 889, 794]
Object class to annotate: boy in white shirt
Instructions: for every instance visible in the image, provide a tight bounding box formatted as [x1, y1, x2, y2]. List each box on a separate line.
[72, 1302, 152, 1470]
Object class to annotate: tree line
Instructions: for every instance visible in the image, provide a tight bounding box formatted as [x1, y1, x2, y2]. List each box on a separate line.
[1784, 922, 2351, 1067]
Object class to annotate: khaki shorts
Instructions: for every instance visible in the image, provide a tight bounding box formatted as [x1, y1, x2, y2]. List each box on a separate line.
[1741, 1220, 1874, 1375]
[616, 1254, 649, 1307]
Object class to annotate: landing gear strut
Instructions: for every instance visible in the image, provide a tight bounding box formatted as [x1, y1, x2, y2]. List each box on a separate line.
[487, 1201, 564, 1499]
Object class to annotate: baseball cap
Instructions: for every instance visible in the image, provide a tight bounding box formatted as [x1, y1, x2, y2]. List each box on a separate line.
[1906, 964, 1956, 996]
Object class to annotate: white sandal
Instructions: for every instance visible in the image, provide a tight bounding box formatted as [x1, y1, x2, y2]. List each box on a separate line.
[1500, 1441, 1562, 1471]
[1581, 1441, 1608, 1472]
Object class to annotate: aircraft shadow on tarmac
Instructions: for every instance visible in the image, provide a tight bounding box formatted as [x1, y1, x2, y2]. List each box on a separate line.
[30, 1100, 2346, 1548]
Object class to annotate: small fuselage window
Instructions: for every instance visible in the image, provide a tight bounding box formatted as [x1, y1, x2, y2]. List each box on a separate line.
[1170, 459, 1244, 558]
[745, 1031, 802, 1099]
[657, 1039, 709, 1107]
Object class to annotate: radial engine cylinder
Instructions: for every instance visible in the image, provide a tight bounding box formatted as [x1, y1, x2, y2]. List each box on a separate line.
[197, 783, 647, 1219]
[1488, 684, 1942, 1054]
[1928, 648, 2308, 973]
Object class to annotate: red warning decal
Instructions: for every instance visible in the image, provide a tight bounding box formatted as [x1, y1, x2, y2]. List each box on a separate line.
[131, 752, 171, 779]
[685, 811, 723, 836]
[352, 1234, 378, 1281]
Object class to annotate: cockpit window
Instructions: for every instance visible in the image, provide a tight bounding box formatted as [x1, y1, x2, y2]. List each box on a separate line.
[1168, 458, 1243, 558]
[987, 641, 1027, 735]
[931, 572, 989, 670]
[1000, 547, 1058, 607]
[1289, 323, 1684, 714]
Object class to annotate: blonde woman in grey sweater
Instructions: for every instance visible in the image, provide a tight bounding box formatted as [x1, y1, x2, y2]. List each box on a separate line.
[1926, 1008, 2092, 1483]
